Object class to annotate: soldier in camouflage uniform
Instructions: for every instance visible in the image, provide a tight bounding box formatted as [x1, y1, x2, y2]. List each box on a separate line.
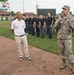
[54, 5, 74, 73]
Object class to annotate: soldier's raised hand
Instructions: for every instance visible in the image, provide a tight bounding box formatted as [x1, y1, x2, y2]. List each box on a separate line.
[58, 16, 63, 22]
[67, 19, 71, 26]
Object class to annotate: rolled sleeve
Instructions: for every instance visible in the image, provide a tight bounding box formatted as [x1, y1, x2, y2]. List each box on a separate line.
[11, 22, 14, 29]
[23, 21, 26, 29]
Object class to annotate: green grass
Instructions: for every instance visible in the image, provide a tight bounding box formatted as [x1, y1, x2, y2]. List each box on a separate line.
[0, 21, 14, 39]
[0, 21, 74, 54]
[27, 35, 58, 54]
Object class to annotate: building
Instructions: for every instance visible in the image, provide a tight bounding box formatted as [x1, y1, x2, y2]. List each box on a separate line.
[37, 9, 56, 16]
[0, 11, 10, 20]
[0, 1, 10, 20]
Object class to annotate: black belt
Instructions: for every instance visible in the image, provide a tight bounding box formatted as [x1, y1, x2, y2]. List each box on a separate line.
[59, 39, 71, 40]
[15, 34, 25, 37]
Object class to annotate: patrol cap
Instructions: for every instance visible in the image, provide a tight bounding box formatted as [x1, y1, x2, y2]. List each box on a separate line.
[62, 5, 70, 10]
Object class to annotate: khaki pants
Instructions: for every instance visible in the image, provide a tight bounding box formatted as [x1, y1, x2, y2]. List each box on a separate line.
[15, 35, 29, 57]
[58, 39, 74, 64]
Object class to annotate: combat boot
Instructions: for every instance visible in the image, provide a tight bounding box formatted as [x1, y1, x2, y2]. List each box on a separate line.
[60, 59, 67, 69]
[71, 63, 74, 73]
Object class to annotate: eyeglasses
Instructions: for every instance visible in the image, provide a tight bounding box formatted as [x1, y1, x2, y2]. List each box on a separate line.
[63, 9, 67, 10]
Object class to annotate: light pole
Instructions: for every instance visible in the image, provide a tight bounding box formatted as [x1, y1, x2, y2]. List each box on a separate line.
[23, 0, 25, 13]
[36, 0, 38, 15]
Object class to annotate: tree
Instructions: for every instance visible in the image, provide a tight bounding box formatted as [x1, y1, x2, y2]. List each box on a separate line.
[10, 11, 16, 16]
[0, 0, 8, 2]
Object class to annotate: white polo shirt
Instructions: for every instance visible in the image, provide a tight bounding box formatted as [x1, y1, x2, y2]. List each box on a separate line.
[11, 19, 26, 36]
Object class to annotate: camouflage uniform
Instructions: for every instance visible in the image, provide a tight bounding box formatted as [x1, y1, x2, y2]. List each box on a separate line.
[54, 14, 74, 64]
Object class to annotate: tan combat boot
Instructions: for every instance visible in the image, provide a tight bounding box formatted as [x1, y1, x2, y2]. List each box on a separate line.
[60, 59, 67, 69]
[71, 64, 74, 73]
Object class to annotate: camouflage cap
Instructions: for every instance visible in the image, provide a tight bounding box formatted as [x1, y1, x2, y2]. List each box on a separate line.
[62, 5, 70, 10]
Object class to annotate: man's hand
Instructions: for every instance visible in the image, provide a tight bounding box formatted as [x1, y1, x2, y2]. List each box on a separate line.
[50, 25, 52, 27]
[58, 16, 63, 22]
[67, 20, 71, 26]
[11, 29, 14, 34]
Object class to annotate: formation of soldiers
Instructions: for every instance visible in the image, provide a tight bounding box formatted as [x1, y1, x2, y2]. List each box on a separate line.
[25, 13, 56, 39]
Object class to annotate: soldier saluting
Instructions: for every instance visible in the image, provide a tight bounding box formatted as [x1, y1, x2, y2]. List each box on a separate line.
[54, 5, 74, 73]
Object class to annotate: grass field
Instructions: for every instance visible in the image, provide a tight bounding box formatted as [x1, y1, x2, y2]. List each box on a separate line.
[0, 21, 74, 54]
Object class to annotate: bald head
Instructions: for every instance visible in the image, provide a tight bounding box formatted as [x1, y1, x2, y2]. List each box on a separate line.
[16, 11, 22, 20]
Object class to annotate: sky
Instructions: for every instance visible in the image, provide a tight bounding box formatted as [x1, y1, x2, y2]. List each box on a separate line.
[7, 0, 74, 14]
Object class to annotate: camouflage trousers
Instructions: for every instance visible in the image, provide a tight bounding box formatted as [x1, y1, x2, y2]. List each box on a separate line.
[58, 39, 74, 64]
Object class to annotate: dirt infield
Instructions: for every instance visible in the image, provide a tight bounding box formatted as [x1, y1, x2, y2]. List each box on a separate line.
[0, 36, 73, 75]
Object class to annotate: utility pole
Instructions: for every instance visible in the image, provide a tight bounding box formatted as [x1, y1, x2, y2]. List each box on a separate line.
[36, 0, 38, 15]
[23, 0, 25, 13]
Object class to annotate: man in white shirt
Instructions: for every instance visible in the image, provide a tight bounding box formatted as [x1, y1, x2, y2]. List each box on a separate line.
[11, 11, 31, 61]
